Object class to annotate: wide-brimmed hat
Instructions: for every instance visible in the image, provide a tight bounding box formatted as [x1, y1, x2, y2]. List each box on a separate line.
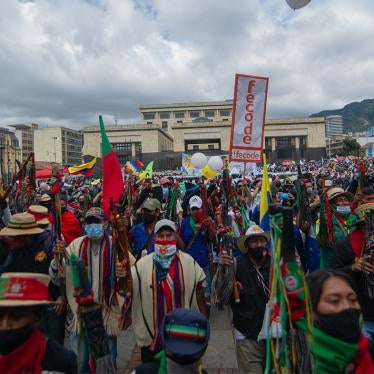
[350, 202, 374, 227]
[161, 308, 210, 358]
[0, 213, 44, 237]
[327, 187, 354, 202]
[0, 273, 52, 306]
[237, 225, 270, 253]
[39, 193, 52, 202]
[27, 205, 50, 226]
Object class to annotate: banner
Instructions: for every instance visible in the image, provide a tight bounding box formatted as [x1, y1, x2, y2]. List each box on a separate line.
[229, 74, 269, 163]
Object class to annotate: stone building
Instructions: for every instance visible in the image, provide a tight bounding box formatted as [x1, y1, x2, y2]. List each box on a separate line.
[82, 123, 174, 169]
[34, 127, 82, 165]
[9, 123, 38, 163]
[0, 128, 21, 183]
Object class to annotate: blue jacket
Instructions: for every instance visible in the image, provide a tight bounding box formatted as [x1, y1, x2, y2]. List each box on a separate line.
[181, 217, 209, 268]
[130, 223, 154, 255]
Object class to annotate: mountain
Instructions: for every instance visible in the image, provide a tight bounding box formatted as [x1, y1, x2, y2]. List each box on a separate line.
[310, 98, 374, 132]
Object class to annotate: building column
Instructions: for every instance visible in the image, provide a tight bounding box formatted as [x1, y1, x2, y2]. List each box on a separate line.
[271, 137, 276, 151]
[295, 136, 300, 149]
[131, 143, 136, 158]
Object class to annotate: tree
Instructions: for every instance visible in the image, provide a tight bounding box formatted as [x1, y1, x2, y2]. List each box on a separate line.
[341, 138, 361, 156]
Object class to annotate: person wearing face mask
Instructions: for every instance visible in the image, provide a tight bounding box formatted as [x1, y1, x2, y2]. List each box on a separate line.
[49, 207, 135, 372]
[0, 272, 77, 373]
[331, 204, 374, 342]
[0, 213, 50, 275]
[219, 225, 270, 373]
[181, 195, 216, 307]
[130, 198, 161, 258]
[319, 187, 354, 268]
[305, 270, 374, 372]
[131, 219, 207, 363]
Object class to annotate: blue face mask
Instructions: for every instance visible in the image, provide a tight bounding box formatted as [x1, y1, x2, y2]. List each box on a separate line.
[162, 187, 169, 199]
[336, 206, 351, 217]
[85, 223, 103, 239]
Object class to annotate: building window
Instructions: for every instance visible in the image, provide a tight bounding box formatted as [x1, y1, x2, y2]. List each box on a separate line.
[162, 121, 168, 129]
[144, 113, 155, 120]
[135, 142, 142, 158]
[205, 111, 215, 118]
[220, 110, 230, 117]
[160, 112, 170, 119]
[147, 122, 153, 125]
[193, 145, 199, 150]
[276, 137, 292, 146]
[190, 111, 200, 118]
[175, 112, 185, 119]
[177, 120, 183, 124]
[208, 144, 214, 150]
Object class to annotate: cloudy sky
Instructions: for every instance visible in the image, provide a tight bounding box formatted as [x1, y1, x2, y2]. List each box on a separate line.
[1, 0, 373, 129]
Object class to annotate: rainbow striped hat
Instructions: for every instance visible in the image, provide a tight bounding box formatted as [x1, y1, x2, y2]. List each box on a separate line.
[161, 308, 210, 357]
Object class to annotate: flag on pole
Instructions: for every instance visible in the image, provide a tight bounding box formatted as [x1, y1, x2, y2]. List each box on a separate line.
[99, 115, 124, 219]
[259, 153, 271, 232]
[68, 158, 97, 176]
[144, 161, 154, 178]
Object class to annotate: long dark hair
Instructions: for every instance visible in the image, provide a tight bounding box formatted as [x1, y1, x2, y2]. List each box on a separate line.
[307, 269, 357, 312]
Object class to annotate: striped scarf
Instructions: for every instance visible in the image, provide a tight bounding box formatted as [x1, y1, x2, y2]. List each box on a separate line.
[150, 254, 185, 351]
[79, 234, 114, 306]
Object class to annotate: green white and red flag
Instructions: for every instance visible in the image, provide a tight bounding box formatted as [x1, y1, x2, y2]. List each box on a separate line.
[99, 115, 124, 219]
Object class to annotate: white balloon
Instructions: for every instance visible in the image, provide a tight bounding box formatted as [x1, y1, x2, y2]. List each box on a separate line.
[208, 156, 224, 171]
[285, 0, 311, 10]
[191, 152, 207, 169]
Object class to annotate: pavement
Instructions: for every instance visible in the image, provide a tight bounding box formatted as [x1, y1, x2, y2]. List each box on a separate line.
[117, 306, 238, 372]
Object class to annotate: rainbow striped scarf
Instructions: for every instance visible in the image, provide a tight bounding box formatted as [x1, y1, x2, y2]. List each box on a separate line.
[79, 234, 115, 306]
[150, 254, 185, 352]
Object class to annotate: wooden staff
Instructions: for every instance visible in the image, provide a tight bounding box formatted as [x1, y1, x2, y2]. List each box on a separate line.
[110, 199, 132, 299]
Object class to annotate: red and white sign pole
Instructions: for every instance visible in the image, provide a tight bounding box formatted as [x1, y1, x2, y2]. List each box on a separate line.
[229, 74, 269, 163]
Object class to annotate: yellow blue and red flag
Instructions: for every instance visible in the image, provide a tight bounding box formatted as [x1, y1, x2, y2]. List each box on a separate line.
[68, 157, 97, 176]
[259, 153, 272, 232]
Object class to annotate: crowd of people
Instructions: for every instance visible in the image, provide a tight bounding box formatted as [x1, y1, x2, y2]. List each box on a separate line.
[0, 156, 373, 373]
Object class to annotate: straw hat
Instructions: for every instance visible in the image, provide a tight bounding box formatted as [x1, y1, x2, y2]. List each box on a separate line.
[237, 225, 270, 253]
[327, 187, 354, 202]
[0, 213, 44, 237]
[27, 205, 50, 226]
[39, 194, 52, 202]
[0, 273, 52, 306]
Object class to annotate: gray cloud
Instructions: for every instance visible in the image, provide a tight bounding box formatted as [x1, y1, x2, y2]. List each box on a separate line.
[0, 0, 373, 129]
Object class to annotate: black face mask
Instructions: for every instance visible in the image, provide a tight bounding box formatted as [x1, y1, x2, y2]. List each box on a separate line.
[0, 325, 35, 355]
[249, 246, 267, 261]
[316, 308, 361, 343]
[143, 212, 156, 224]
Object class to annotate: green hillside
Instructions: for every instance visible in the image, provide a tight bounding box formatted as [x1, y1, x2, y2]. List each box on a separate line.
[310, 98, 374, 132]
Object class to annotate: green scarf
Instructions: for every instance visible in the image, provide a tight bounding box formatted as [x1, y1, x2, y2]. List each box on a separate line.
[297, 319, 358, 374]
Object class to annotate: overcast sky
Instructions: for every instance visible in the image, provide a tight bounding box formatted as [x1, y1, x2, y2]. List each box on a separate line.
[1, 0, 373, 129]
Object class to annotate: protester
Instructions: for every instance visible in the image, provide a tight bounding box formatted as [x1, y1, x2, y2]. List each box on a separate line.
[0, 212, 50, 274]
[133, 308, 210, 374]
[50, 207, 132, 371]
[129, 198, 161, 257]
[319, 187, 354, 268]
[331, 203, 374, 341]
[131, 219, 207, 363]
[181, 195, 216, 304]
[0, 272, 77, 373]
[219, 225, 270, 373]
